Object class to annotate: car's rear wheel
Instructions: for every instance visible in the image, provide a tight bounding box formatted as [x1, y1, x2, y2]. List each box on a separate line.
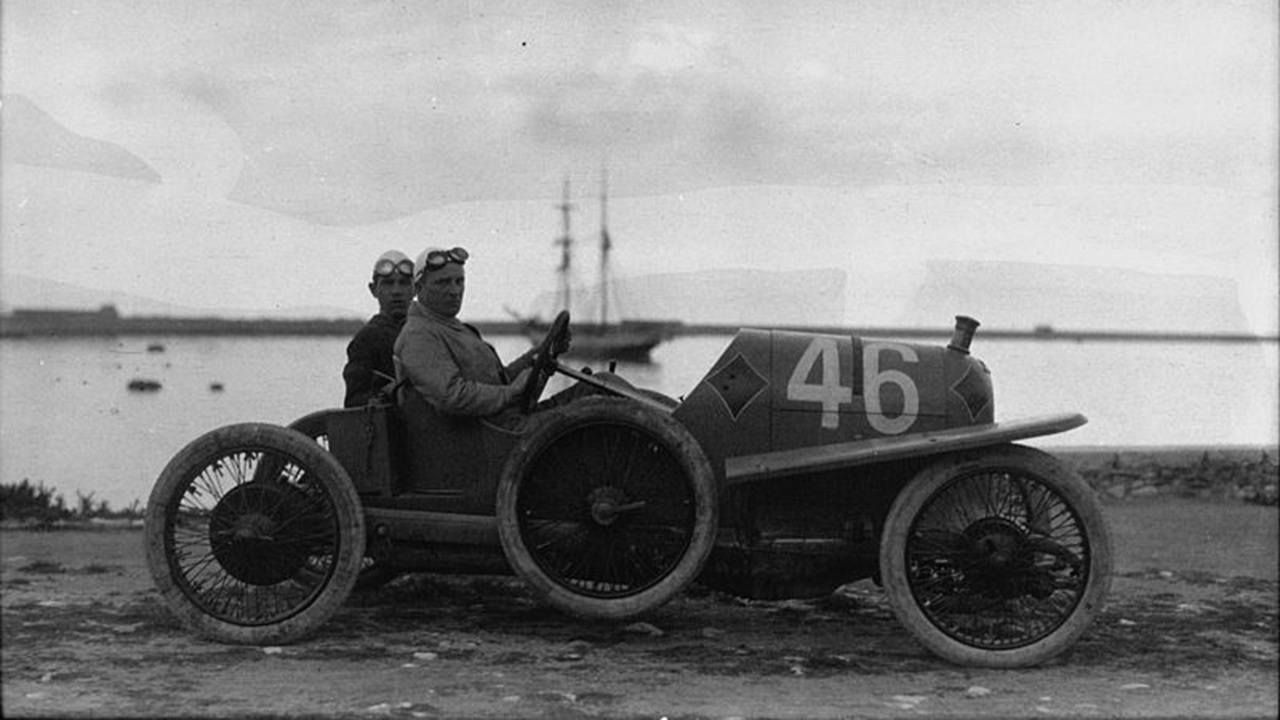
[144, 423, 365, 644]
[288, 410, 399, 591]
[879, 444, 1112, 667]
[496, 397, 717, 619]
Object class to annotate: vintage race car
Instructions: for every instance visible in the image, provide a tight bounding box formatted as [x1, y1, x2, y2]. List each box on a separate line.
[144, 313, 1111, 668]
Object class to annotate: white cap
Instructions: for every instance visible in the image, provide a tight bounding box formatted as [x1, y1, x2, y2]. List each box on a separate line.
[372, 249, 412, 278]
[414, 246, 445, 282]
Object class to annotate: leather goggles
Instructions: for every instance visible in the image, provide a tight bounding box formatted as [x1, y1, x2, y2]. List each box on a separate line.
[422, 246, 469, 271]
[373, 258, 415, 278]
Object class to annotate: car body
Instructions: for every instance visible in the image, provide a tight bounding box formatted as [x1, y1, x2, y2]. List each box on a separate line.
[145, 315, 1111, 668]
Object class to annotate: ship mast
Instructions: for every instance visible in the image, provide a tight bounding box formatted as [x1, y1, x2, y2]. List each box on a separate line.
[554, 178, 574, 314]
[599, 167, 611, 327]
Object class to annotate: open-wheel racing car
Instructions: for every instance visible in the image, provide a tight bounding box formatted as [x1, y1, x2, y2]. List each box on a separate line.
[144, 313, 1111, 668]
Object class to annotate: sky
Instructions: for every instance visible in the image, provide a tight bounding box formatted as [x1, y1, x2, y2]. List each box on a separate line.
[1, 0, 1276, 332]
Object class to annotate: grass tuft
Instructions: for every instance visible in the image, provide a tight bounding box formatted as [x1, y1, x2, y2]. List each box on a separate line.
[1, 480, 143, 525]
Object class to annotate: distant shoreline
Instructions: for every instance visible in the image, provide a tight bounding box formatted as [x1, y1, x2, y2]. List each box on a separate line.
[1, 309, 1275, 343]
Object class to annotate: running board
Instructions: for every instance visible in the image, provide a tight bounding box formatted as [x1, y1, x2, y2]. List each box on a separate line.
[363, 507, 499, 547]
[724, 413, 1087, 487]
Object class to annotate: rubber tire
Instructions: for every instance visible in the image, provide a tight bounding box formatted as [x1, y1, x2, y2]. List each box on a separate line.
[879, 443, 1112, 667]
[287, 410, 399, 592]
[496, 396, 717, 619]
[145, 423, 366, 644]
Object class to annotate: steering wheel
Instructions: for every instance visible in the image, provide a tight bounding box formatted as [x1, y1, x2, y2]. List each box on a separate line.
[522, 310, 571, 412]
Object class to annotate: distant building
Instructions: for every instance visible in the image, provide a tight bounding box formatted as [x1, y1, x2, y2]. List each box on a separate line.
[11, 304, 120, 321]
[1, 304, 121, 336]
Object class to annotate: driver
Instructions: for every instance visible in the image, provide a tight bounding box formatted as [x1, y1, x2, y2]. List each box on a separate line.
[394, 246, 553, 427]
[342, 249, 415, 407]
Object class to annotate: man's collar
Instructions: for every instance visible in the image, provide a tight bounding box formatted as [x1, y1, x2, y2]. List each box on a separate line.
[370, 312, 404, 327]
[409, 299, 464, 328]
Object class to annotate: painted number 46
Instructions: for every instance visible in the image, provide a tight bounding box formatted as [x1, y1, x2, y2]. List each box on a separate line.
[785, 337, 920, 435]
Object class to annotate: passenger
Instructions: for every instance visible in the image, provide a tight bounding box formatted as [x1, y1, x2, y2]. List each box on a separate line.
[393, 246, 571, 427]
[342, 250, 415, 407]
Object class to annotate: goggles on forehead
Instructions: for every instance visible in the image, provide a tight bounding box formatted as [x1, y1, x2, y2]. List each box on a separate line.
[373, 258, 415, 278]
[423, 246, 469, 271]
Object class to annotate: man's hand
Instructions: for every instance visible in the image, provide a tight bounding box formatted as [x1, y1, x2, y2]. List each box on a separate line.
[507, 366, 535, 409]
[509, 366, 529, 389]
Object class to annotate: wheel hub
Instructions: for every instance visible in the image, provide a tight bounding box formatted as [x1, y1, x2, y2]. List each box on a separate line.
[230, 512, 277, 540]
[962, 517, 1044, 599]
[588, 486, 628, 526]
[966, 518, 1026, 569]
[209, 482, 316, 585]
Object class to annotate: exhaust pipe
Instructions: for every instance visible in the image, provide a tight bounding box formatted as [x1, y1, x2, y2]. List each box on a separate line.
[948, 315, 980, 354]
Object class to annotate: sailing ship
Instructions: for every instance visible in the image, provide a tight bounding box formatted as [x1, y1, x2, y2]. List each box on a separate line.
[518, 174, 676, 363]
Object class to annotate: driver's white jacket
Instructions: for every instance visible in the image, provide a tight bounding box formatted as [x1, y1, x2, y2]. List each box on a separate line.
[394, 300, 533, 417]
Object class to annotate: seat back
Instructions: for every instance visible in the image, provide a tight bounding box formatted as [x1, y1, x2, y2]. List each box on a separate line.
[396, 385, 516, 511]
[325, 405, 398, 496]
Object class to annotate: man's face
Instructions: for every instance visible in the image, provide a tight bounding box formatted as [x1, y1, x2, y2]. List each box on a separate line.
[369, 272, 414, 319]
[417, 263, 465, 318]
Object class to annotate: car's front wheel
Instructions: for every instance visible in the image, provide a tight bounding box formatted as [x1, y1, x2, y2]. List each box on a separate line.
[879, 444, 1112, 667]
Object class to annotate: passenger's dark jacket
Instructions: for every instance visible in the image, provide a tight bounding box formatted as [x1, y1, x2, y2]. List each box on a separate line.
[342, 313, 404, 407]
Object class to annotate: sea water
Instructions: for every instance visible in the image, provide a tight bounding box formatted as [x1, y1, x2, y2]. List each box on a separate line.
[1, 334, 1275, 510]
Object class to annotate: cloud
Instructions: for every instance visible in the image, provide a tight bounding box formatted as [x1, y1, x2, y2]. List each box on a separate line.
[0, 94, 161, 183]
[3, 1, 1273, 229]
[625, 22, 726, 76]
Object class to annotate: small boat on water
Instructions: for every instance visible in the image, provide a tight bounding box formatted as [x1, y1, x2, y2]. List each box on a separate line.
[127, 378, 162, 392]
[518, 174, 677, 363]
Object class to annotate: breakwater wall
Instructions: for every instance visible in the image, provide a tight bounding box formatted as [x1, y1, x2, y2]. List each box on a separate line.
[1057, 447, 1278, 505]
[3, 309, 1276, 343]
[2, 309, 384, 338]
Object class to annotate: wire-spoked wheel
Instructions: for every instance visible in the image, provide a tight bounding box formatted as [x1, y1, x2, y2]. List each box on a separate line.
[144, 423, 365, 644]
[879, 444, 1112, 667]
[496, 397, 717, 619]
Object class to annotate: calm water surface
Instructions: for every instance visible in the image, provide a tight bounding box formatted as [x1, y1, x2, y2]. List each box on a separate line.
[1, 334, 1275, 509]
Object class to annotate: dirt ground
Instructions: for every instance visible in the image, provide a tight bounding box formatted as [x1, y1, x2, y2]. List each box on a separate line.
[2, 497, 1276, 719]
